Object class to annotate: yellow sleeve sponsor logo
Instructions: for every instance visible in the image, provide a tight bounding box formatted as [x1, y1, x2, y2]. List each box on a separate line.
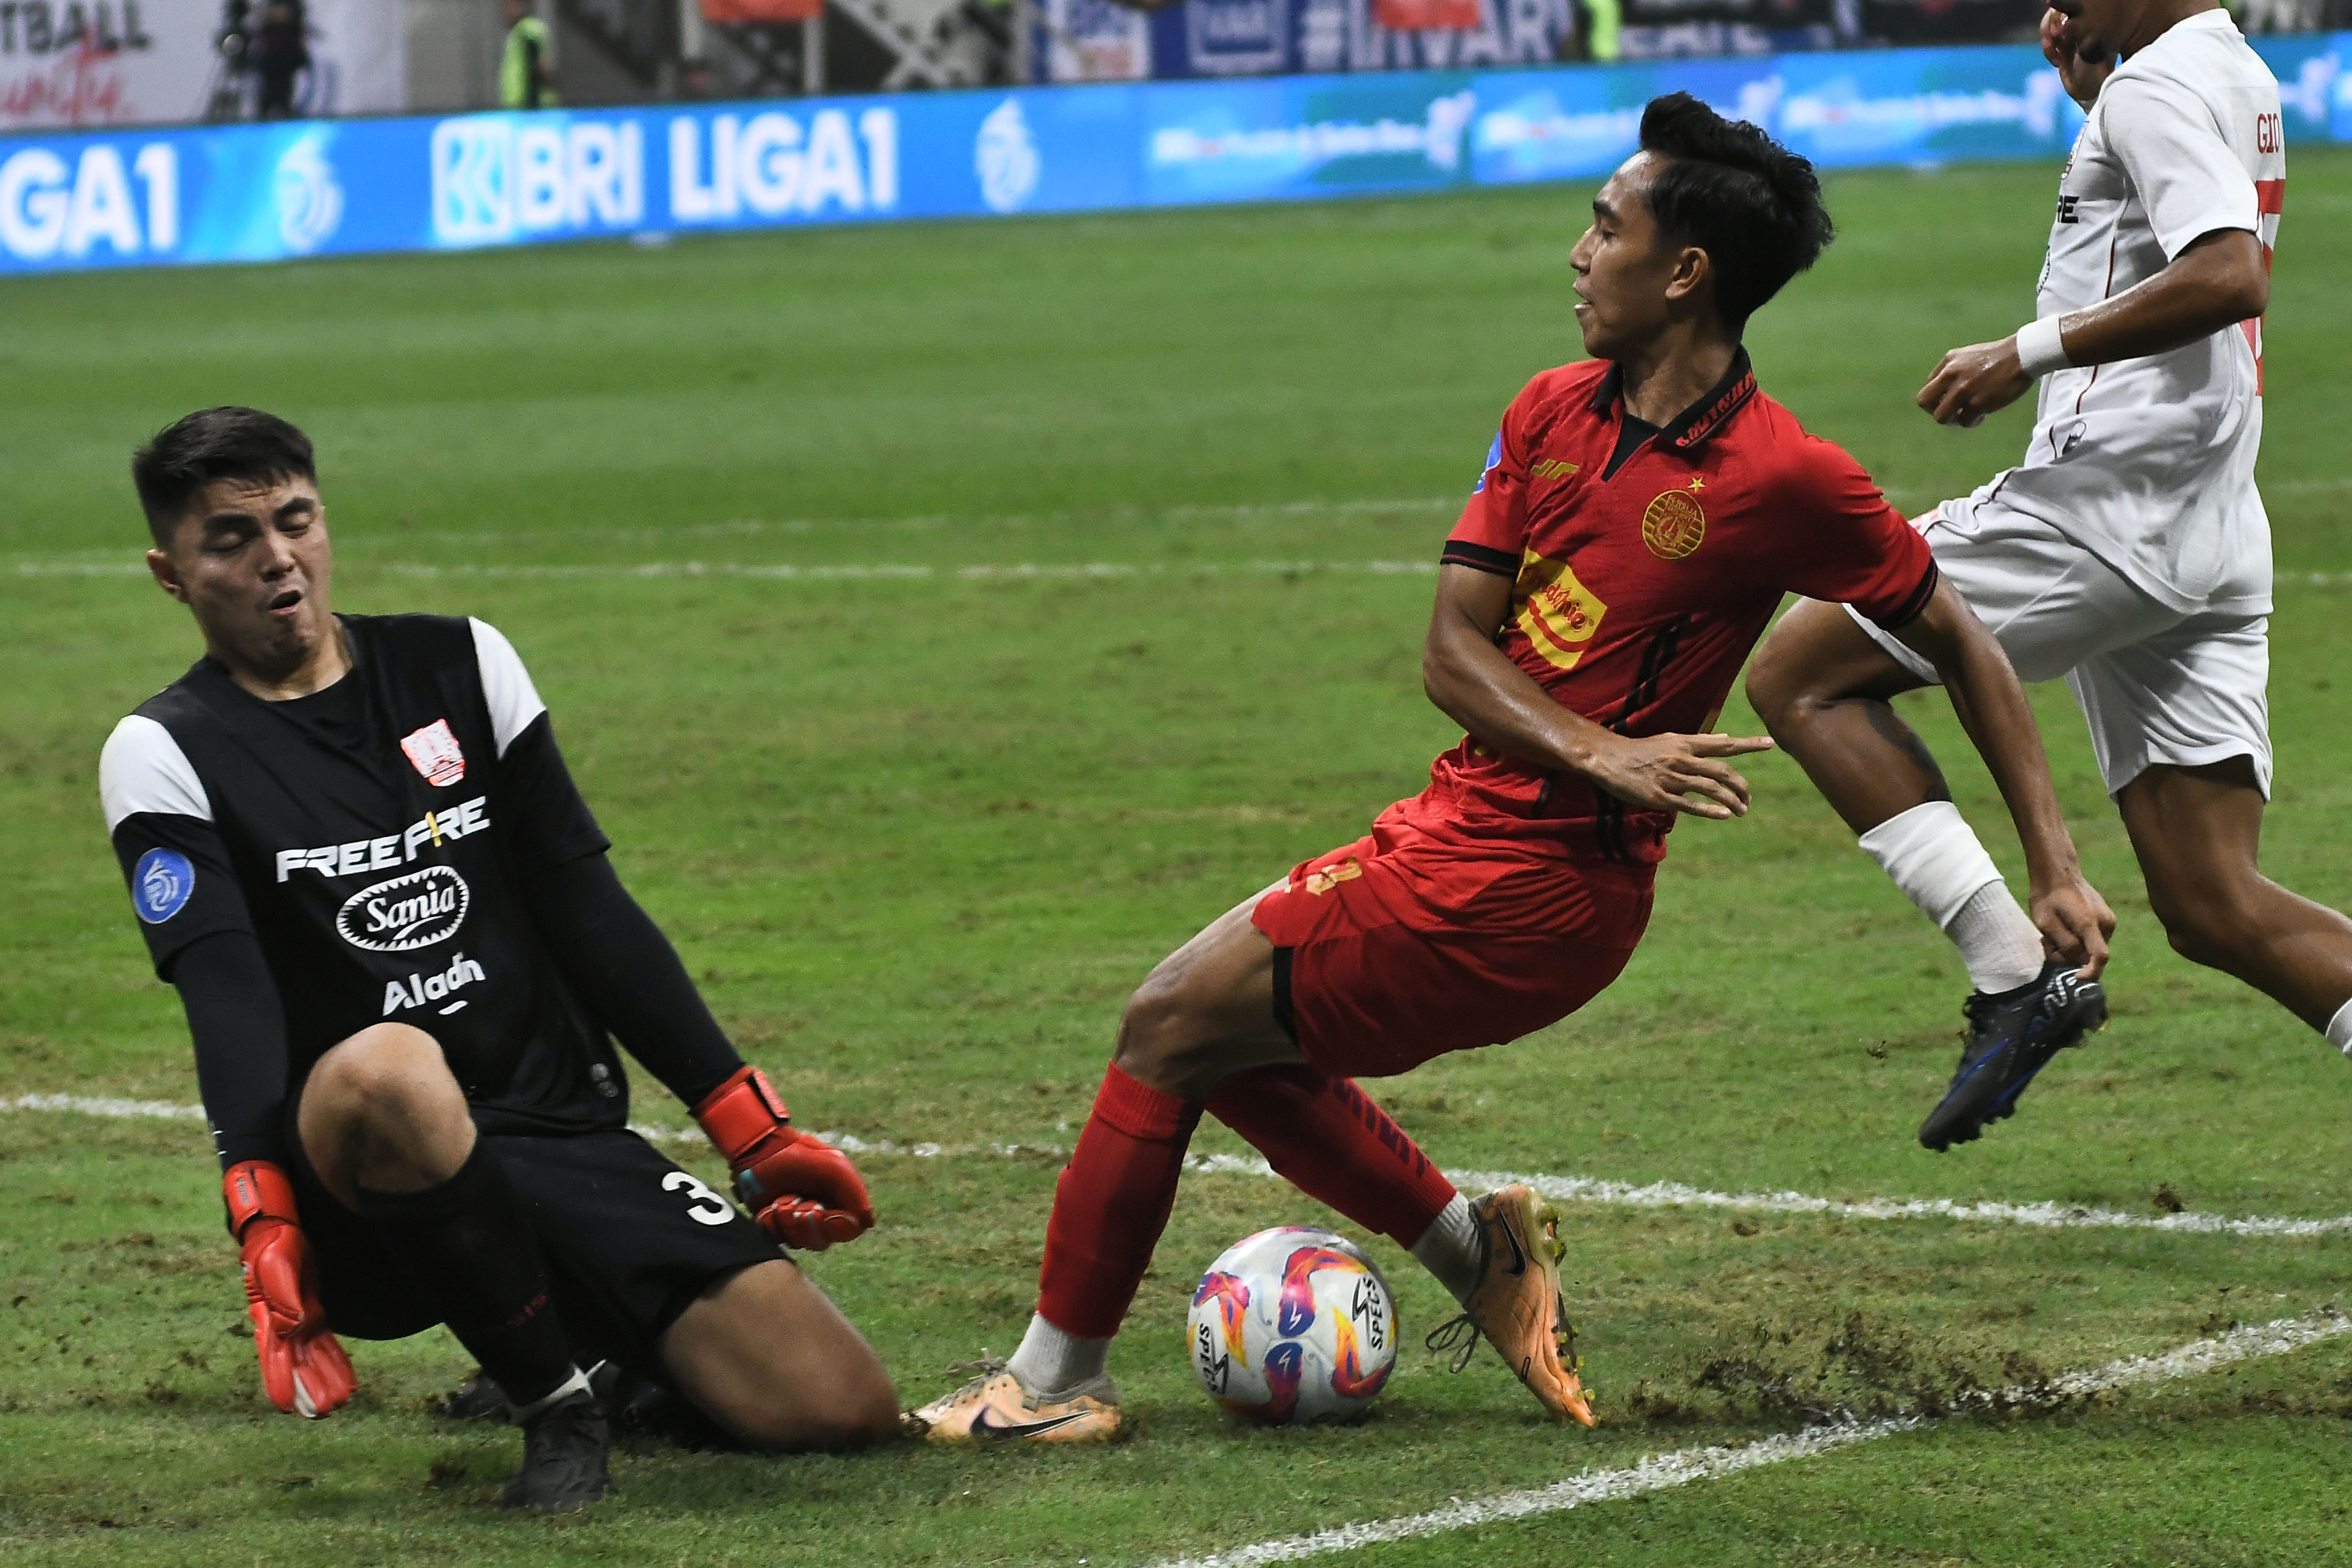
[1530, 458, 1580, 483]
[1512, 549, 1608, 672]
[1642, 490, 1707, 560]
[1303, 857, 1365, 896]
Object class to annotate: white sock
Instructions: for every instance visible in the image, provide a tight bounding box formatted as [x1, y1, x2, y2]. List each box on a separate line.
[507, 1364, 590, 1423]
[1859, 800, 2043, 994]
[1006, 1314, 1109, 1397]
[1409, 1193, 1483, 1307]
[1945, 881, 2048, 995]
[2327, 997, 2352, 1055]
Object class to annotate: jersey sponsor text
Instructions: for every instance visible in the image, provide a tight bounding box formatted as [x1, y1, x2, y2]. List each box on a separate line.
[382, 952, 488, 1016]
[336, 864, 470, 953]
[274, 796, 490, 882]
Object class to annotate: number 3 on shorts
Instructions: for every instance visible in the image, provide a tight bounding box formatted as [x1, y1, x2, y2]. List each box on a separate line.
[662, 1170, 736, 1227]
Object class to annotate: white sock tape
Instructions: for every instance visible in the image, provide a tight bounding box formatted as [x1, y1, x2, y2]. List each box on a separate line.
[1858, 800, 2006, 930]
[2327, 996, 2352, 1056]
[2015, 316, 2072, 379]
[507, 1364, 592, 1424]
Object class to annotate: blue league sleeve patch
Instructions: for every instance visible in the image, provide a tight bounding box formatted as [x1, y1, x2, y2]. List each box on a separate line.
[1471, 430, 1502, 495]
[132, 848, 196, 924]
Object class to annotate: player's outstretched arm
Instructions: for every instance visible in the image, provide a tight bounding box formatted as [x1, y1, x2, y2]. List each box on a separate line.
[1423, 563, 1773, 820]
[516, 849, 876, 1250]
[484, 639, 878, 1248]
[1891, 577, 2115, 976]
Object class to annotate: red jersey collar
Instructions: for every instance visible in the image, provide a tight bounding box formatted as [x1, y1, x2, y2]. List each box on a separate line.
[1586, 347, 1758, 455]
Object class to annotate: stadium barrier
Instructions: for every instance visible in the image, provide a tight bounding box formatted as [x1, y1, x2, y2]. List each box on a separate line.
[1, 36, 2345, 274]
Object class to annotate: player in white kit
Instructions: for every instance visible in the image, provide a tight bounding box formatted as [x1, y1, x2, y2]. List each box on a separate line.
[1745, 0, 2340, 1149]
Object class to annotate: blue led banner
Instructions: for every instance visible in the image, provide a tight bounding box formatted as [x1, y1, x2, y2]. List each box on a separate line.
[0, 36, 2344, 274]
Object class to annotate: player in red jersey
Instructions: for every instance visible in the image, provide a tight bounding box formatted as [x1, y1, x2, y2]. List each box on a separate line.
[912, 93, 2112, 1441]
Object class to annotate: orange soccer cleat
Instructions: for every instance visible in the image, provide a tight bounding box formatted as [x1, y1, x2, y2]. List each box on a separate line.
[907, 1360, 1121, 1443]
[1427, 1182, 1595, 1425]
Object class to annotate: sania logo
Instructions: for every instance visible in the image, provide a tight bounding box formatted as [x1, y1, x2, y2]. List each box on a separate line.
[337, 864, 470, 952]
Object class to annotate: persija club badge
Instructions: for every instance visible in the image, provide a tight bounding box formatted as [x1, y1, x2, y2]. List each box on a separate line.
[400, 719, 467, 787]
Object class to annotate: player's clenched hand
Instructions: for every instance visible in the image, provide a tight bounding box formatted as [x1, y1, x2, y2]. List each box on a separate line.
[1917, 339, 2035, 428]
[693, 1066, 876, 1251]
[1583, 731, 1774, 820]
[223, 1161, 356, 1418]
[2040, 8, 2113, 107]
[2029, 869, 2117, 980]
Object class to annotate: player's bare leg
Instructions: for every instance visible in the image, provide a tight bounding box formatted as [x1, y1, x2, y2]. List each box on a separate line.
[913, 889, 1590, 1437]
[1749, 600, 2109, 1149]
[1111, 888, 1307, 1095]
[658, 1258, 898, 1450]
[1745, 598, 1946, 827]
[2119, 759, 2352, 1035]
[300, 1023, 608, 1510]
[297, 1023, 476, 1204]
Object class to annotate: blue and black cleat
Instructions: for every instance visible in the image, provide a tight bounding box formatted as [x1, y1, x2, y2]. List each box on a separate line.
[1919, 961, 2108, 1151]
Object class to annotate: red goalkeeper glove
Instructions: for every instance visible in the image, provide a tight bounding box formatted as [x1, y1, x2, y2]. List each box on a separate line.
[223, 1161, 356, 1418]
[692, 1066, 875, 1251]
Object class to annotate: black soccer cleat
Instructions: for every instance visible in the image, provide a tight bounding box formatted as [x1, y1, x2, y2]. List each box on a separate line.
[1919, 960, 2108, 1152]
[501, 1387, 611, 1513]
[435, 1369, 509, 1422]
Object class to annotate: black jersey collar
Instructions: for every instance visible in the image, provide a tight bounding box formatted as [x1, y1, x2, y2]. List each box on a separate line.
[1587, 347, 1758, 456]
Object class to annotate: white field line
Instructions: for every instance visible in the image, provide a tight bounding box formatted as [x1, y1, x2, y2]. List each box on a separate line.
[1439, 1166, 2352, 1240]
[27, 553, 2352, 594]
[11, 1092, 2352, 1240]
[1, 1092, 208, 1121]
[11, 558, 1440, 581]
[320, 496, 1471, 551]
[1147, 1311, 2352, 1568]
[2, 498, 1467, 571]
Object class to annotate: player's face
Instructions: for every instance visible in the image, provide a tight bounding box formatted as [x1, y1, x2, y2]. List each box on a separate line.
[1568, 155, 1683, 359]
[148, 474, 337, 680]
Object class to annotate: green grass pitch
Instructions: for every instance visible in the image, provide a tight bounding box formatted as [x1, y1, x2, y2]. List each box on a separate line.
[7, 150, 2352, 1564]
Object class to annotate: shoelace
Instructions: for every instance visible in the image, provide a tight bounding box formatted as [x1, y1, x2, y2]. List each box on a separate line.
[939, 1356, 1010, 1399]
[1424, 1313, 1484, 1373]
[899, 1356, 1013, 1440]
[1424, 1306, 1584, 1379]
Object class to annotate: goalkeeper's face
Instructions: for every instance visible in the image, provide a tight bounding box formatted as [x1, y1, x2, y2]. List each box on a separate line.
[1568, 154, 1695, 362]
[147, 473, 338, 684]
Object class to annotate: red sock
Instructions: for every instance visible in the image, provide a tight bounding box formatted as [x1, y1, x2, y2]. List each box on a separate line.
[1035, 1064, 1203, 1339]
[1205, 1066, 1458, 1248]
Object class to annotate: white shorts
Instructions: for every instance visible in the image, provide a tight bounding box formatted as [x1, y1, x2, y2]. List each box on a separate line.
[1846, 499, 2272, 800]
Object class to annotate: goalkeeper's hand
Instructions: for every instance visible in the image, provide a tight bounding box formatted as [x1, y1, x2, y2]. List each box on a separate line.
[223, 1161, 356, 1418]
[692, 1066, 875, 1251]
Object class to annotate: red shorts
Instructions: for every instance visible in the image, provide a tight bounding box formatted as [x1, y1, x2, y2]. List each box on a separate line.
[1249, 801, 1655, 1078]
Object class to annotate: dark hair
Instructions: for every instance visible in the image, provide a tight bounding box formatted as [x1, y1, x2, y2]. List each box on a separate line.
[131, 407, 317, 547]
[1637, 92, 1834, 333]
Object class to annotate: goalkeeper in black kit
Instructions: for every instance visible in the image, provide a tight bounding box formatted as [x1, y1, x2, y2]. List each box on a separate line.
[99, 407, 897, 1510]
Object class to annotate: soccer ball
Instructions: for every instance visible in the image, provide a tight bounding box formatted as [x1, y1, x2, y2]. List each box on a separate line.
[1186, 1225, 1398, 1425]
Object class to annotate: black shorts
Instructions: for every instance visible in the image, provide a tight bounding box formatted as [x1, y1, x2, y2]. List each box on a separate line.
[286, 1123, 783, 1374]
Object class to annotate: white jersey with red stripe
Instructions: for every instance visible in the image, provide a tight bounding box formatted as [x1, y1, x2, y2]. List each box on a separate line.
[1963, 8, 2283, 617]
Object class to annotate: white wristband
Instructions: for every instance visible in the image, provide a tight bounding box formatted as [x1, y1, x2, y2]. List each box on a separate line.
[2014, 316, 2072, 379]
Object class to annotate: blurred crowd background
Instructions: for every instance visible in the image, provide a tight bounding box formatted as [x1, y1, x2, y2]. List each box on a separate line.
[1, 0, 2338, 133]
